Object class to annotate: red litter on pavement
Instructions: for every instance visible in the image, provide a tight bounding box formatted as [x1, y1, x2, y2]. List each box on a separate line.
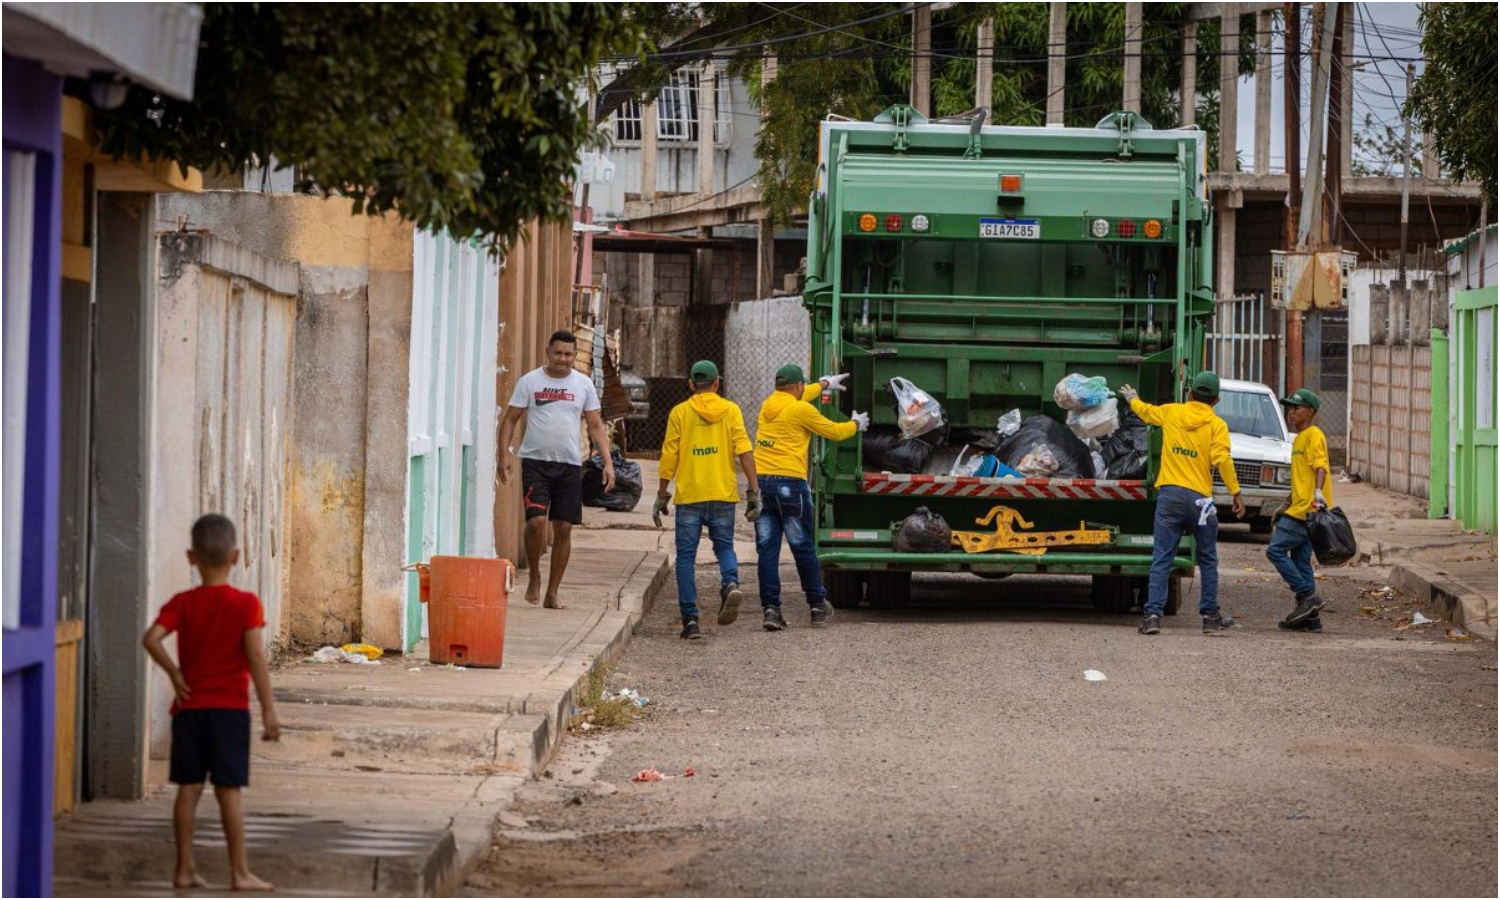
[631, 766, 695, 782]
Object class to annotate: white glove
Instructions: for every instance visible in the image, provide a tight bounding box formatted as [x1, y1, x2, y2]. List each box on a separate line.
[851, 411, 870, 432]
[820, 373, 850, 392]
[1314, 488, 1327, 509]
[1118, 384, 1138, 402]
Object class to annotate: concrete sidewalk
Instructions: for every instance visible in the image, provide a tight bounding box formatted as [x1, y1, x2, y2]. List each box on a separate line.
[54, 506, 676, 897]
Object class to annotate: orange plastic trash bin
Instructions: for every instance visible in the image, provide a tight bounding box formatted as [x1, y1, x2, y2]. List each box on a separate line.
[423, 556, 513, 668]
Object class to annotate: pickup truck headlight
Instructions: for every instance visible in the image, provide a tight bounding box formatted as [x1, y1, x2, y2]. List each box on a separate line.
[1271, 464, 1291, 485]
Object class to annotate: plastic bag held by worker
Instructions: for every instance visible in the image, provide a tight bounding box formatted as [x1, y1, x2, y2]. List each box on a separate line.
[996, 415, 1096, 478]
[1054, 374, 1111, 410]
[583, 450, 643, 512]
[1307, 506, 1358, 565]
[1101, 406, 1149, 479]
[1067, 396, 1120, 440]
[889, 377, 947, 439]
[893, 507, 952, 553]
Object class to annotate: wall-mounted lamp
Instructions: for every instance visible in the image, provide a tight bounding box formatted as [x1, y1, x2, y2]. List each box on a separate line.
[87, 72, 131, 111]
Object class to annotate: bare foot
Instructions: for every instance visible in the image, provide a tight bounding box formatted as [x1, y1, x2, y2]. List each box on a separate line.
[232, 871, 275, 891]
[542, 595, 567, 610]
[524, 580, 541, 605]
[174, 872, 209, 889]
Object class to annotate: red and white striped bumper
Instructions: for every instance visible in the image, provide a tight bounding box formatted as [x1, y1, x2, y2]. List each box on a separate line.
[861, 473, 1149, 501]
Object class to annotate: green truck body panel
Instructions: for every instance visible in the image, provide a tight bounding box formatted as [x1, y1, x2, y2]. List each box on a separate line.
[802, 108, 1215, 589]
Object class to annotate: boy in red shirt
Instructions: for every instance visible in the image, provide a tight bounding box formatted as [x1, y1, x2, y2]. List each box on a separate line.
[142, 514, 280, 891]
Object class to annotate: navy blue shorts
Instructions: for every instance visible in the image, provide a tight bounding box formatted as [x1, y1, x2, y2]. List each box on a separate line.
[170, 708, 252, 787]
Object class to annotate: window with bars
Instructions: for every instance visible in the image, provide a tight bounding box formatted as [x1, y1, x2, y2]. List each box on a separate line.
[613, 71, 731, 144]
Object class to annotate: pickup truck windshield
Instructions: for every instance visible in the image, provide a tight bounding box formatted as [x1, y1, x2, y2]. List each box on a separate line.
[1217, 389, 1286, 440]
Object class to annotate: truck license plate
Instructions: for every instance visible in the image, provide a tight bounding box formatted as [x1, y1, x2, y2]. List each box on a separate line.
[979, 218, 1039, 239]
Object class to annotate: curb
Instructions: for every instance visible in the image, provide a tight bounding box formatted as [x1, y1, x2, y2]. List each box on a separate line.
[1390, 562, 1497, 642]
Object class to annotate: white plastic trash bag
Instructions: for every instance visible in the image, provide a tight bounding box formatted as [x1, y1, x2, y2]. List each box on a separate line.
[1067, 396, 1120, 440]
[1054, 373, 1111, 410]
[889, 377, 947, 440]
[1014, 442, 1060, 477]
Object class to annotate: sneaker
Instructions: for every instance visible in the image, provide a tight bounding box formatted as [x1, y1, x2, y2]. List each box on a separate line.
[717, 582, 743, 626]
[1138, 614, 1162, 635]
[809, 601, 833, 628]
[1278, 615, 1323, 633]
[1284, 592, 1325, 625]
[1202, 613, 1236, 634]
[762, 606, 787, 632]
[679, 618, 701, 640]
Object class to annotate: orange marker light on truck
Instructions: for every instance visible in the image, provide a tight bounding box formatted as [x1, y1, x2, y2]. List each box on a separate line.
[858, 213, 877, 232]
[999, 174, 1023, 193]
[1144, 218, 1163, 239]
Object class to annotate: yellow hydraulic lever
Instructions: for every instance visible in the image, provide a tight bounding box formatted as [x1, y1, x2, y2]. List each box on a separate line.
[950, 505, 1115, 555]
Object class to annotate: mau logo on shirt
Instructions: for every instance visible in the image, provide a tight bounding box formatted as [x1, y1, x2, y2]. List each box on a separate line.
[1171, 446, 1199, 458]
[692, 446, 720, 457]
[534, 388, 576, 407]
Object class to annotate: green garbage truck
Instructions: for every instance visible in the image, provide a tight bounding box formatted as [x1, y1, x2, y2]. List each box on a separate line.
[802, 106, 1217, 615]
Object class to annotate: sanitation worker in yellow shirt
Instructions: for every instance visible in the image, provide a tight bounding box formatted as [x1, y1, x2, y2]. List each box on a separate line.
[1118, 371, 1245, 636]
[653, 361, 759, 641]
[752, 364, 869, 632]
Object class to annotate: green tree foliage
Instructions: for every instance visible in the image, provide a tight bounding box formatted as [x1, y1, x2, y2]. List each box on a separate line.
[624, 3, 1256, 224]
[93, 3, 641, 248]
[1406, 3, 1497, 201]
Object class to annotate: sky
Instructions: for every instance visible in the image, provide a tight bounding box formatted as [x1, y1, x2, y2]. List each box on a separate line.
[1235, 1, 1426, 175]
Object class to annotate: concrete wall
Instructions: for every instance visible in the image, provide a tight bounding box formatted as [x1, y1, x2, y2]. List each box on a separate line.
[158, 193, 414, 649]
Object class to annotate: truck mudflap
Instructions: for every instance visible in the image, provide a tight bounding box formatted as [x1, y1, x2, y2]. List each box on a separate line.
[862, 473, 1148, 501]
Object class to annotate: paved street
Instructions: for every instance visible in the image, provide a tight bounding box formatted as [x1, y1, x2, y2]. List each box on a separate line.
[466, 533, 1497, 897]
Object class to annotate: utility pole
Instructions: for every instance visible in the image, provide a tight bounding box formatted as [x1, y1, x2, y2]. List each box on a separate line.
[1399, 62, 1414, 285]
[1047, 3, 1066, 125]
[757, 53, 777, 301]
[1218, 3, 1239, 173]
[911, 4, 932, 115]
[1297, 3, 1335, 249]
[1324, 2, 1345, 244]
[975, 18, 994, 112]
[1181, 22, 1197, 126]
[1123, 3, 1142, 113]
[1284, 2, 1302, 392]
[1254, 9, 1272, 174]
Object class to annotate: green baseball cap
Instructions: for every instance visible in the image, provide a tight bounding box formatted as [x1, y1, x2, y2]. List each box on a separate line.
[689, 360, 719, 383]
[1281, 387, 1321, 411]
[774, 363, 808, 386]
[1190, 370, 1220, 400]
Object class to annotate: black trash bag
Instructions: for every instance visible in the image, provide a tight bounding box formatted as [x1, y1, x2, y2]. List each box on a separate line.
[1101, 406, 1149, 480]
[893, 507, 952, 553]
[995, 415, 1095, 478]
[947, 426, 1002, 453]
[583, 450, 643, 512]
[862, 426, 936, 474]
[1307, 506, 1358, 565]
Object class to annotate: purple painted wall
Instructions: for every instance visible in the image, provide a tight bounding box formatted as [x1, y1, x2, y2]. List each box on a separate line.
[2, 53, 62, 899]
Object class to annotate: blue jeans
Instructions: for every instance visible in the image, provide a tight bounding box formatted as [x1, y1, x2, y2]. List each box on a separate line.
[755, 476, 825, 609]
[674, 501, 739, 622]
[1266, 515, 1316, 598]
[1146, 485, 1220, 617]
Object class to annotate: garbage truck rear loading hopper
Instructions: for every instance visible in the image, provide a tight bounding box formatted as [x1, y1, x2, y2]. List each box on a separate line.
[802, 106, 1217, 615]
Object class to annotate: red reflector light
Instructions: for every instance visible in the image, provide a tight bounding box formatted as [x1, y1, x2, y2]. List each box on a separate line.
[885, 214, 903, 232]
[1000, 174, 1022, 193]
[1117, 219, 1137, 238]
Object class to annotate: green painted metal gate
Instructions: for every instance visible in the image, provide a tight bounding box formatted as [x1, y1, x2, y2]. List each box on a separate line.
[1453, 286, 1497, 534]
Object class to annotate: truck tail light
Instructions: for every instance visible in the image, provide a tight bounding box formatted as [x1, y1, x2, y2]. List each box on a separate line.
[858, 213, 877, 232]
[885, 214, 904, 232]
[1117, 219, 1137, 239]
[1144, 218, 1163, 239]
[1000, 174, 1023, 193]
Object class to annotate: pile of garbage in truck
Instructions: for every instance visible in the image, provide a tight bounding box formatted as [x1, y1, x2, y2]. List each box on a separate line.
[863, 373, 1149, 481]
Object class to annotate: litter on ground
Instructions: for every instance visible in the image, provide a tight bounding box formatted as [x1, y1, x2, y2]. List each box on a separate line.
[307, 645, 381, 665]
[606, 688, 649, 707]
[1083, 669, 1108, 682]
[630, 765, 695, 782]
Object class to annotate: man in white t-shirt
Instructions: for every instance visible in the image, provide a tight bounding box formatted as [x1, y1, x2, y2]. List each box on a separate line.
[499, 330, 615, 609]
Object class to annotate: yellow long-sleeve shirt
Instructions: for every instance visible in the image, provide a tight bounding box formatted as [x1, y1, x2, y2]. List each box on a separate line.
[1285, 425, 1332, 520]
[659, 393, 752, 505]
[1128, 396, 1242, 497]
[753, 384, 858, 479]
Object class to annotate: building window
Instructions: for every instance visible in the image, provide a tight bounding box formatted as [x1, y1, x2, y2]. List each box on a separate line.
[612, 70, 732, 145]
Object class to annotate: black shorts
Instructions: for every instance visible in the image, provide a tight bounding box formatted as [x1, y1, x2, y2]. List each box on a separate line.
[520, 459, 584, 524]
[170, 708, 252, 787]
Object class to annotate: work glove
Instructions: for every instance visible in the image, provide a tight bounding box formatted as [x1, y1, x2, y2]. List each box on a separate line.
[651, 493, 671, 528]
[1313, 488, 1327, 510]
[744, 489, 762, 522]
[1118, 384, 1139, 402]
[851, 411, 870, 432]
[820, 373, 850, 392]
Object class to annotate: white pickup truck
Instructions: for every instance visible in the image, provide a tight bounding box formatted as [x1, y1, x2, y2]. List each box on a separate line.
[1211, 378, 1294, 534]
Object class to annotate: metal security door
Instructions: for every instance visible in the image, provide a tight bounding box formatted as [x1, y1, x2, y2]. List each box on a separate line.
[405, 231, 499, 651]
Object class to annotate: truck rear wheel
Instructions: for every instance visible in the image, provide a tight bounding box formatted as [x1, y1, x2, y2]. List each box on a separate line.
[865, 571, 911, 609]
[825, 571, 863, 609]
